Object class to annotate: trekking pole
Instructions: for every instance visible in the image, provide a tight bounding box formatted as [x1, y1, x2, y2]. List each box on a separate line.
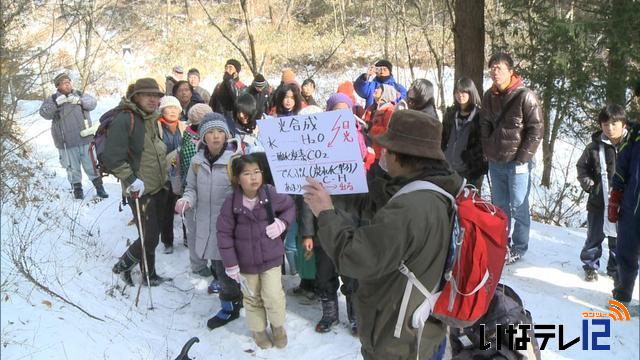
[134, 195, 154, 310]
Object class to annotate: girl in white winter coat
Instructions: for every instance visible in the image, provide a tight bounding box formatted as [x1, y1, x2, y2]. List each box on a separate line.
[174, 113, 243, 330]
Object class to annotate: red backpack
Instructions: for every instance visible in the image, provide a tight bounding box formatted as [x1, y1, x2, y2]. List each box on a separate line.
[391, 181, 508, 351]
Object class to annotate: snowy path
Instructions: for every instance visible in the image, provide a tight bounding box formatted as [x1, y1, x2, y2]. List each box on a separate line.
[1, 100, 637, 360]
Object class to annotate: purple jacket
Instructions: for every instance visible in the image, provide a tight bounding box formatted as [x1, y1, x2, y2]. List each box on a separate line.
[217, 184, 296, 274]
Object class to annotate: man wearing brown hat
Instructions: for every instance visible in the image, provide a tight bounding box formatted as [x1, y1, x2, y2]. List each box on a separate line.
[303, 110, 462, 360]
[104, 77, 170, 286]
[39, 72, 108, 199]
[210, 59, 245, 129]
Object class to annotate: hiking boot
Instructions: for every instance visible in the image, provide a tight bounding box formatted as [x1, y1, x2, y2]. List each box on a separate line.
[252, 330, 272, 349]
[142, 272, 172, 287]
[506, 248, 522, 265]
[112, 253, 138, 286]
[584, 269, 598, 282]
[271, 325, 288, 348]
[193, 267, 213, 277]
[73, 183, 84, 200]
[92, 177, 109, 198]
[346, 295, 358, 336]
[316, 296, 339, 333]
[207, 299, 242, 329]
[207, 279, 222, 294]
[163, 245, 174, 254]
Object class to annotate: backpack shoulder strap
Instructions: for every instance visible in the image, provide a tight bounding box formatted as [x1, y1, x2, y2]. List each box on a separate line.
[126, 111, 135, 136]
[391, 180, 459, 209]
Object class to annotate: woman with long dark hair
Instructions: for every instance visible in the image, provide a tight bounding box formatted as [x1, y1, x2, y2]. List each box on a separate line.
[441, 77, 487, 189]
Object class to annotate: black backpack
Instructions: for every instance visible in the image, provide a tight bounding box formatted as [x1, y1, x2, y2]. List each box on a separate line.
[89, 107, 134, 177]
[450, 283, 542, 360]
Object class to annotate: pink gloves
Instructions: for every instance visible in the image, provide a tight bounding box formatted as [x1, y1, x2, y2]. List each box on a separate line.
[174, 198, 191, 214]
[266, 218, 286, 239]
[225, 265, 241, 283]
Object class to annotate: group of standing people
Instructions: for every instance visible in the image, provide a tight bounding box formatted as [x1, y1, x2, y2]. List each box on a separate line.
[39, 49, 639, 359]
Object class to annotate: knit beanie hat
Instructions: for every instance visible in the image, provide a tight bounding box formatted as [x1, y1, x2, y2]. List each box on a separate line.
[375, 59, 393, 73]
[337, 81, 357, 105]
[200, 112, 231, 140]
[53, 72, 71, 87]
[173, 65, 184, 74]
[225, 59, 241, 73]
[281, 68, 296, 83]
[188, 103, 213, 125]
[326, 93, 354, 111]
[252, 74, 267, 89]
[159, 95, 182, 112]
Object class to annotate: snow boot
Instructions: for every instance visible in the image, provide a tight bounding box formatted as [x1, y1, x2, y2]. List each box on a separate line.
[252, 330, 272, 349]
[315, 296, 339, 333]
[506, 247, 522, 265]
[271, 325, 288, 348]
[73, 183, 84, 200]
[112, 251, 138, 286]
[207, 279, 221, 294]
[346, 295, 358, 336]
[285, 250, 297, 275]
[584, 269, 598, 282]
[92, 177, 109, 198]
[207, 299, 242, 329]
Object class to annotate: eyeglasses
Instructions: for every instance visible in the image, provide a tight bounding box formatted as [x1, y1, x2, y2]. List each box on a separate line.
[240, 170, 262, 178]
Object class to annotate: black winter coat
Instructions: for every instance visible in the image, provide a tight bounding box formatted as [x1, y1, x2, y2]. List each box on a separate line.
[577, 131, 620, 212]
[442, 106, 488, 180]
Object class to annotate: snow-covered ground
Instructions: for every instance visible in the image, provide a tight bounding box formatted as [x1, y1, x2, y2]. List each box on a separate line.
[1, 99, 638, 360]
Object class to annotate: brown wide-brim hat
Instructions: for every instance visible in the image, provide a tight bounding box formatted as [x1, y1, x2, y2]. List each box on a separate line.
[128, 78, 164, 99]
[374, 109, 446, 161]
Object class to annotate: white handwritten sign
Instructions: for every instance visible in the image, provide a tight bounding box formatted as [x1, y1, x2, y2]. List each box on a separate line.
[258, 109, 369, 195]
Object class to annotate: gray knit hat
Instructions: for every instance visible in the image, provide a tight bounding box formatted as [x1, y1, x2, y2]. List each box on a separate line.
[187, 103, 213, 125]
[199, 112, 231, 142]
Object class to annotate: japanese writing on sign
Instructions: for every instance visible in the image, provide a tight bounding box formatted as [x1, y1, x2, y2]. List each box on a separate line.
[258, 109, 369, 195]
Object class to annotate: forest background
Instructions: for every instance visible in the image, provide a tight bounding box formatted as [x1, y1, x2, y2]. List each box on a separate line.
[2, 0, 640, 223]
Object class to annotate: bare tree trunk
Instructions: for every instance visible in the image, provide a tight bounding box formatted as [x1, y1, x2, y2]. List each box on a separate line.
[239, 0, 258, 75]
[184, 0, 190, 19]
[453, 0, 485, 94]
[400, 1, 415, 81]
[383, 2, 389, 60]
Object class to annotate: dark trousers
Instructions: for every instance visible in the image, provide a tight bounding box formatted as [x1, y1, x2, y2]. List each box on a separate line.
[613, 209, 640, 302]
[161, 187, 179, 247]
[580, 209, 617, 275]
[212, 260, 242, 302]
[315, 246, 358, 299]
[125, 188, 168, 274]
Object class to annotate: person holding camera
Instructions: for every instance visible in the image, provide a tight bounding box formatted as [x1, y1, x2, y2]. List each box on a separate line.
[209, 59, 246, 132]
[354, 59, 407, 108]
[39, 72, 108, 200]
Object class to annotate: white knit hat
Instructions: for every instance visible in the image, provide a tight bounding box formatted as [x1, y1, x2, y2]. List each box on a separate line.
[159, 95, 182, 112]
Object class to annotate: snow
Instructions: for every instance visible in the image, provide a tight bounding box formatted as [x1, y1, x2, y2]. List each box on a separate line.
[1, 100, 638, 360]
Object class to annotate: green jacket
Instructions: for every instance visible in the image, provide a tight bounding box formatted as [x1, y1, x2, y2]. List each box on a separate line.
[316, 169, 463, 360]
[102, 99, 167, 196]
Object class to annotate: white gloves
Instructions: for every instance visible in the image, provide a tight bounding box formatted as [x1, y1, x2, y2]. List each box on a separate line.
[67, 94, 81, 105]
[55, 94, 81, 106]
[55, 95, 68, 106]
[265, 218, 286, 239]
[127, 179, 145, 197]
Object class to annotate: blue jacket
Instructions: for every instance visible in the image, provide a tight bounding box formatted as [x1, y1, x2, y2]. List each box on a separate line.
[354, 73, 407, 108]
[612, 123, 640, 217]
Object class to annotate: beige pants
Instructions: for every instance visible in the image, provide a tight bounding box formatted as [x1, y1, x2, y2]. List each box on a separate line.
[241, 266, 286, 332]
